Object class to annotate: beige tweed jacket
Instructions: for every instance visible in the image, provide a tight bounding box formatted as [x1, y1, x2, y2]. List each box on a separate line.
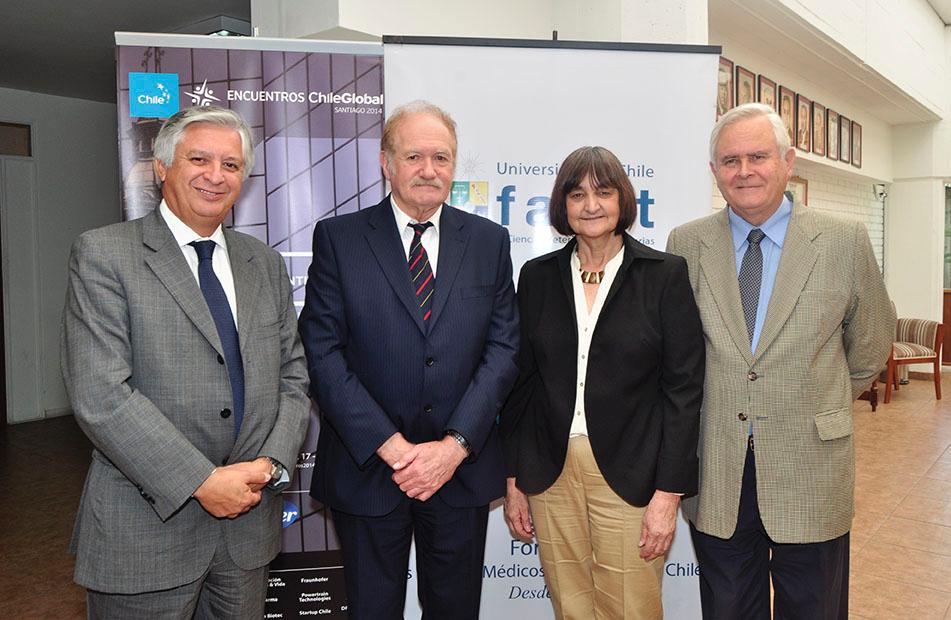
[666, 204, 894, 543]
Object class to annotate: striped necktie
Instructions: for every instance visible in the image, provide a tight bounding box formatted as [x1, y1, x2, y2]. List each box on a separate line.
[408, 222, 435, 324]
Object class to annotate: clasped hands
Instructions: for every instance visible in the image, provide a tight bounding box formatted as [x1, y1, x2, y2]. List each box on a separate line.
[377, 432, 467, 501]
[193, 456, 273, 519]
[503, 477, 680, 561]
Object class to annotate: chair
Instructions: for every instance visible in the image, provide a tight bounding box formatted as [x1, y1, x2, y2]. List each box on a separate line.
[883, 318, 944, 404]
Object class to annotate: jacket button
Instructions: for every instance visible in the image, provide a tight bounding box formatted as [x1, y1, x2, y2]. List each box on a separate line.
[423, 404, 433, 413]
[217, 354, 225, 365]
[220, 408, 232, 419]
[738, 413, 748, 421]
[426, 357, 435, 367]
[748, 371, 758, 381]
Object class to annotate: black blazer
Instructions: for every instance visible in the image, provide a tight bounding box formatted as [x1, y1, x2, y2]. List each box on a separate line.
[500, 233, 704, 507]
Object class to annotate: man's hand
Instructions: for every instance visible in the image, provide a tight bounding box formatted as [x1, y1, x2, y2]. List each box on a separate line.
[376, 432, 416, 470]
[638, 489, 681, 560]
[390, 437, 467, 501]
[228, 457, 274, 492]
[192, 464, 271, 518]
[503, 477, 534, 542]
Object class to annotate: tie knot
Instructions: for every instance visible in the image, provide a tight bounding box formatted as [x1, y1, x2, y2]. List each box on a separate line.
[408, 222, 433, 237]
[747, 228, 765, 246]
[189, 240, 216, 261]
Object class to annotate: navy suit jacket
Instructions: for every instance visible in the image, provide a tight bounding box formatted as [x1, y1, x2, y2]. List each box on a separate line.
[299, 196, 519, 516]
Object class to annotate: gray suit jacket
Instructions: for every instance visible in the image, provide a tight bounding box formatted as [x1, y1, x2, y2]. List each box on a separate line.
[61, 209, 310, 593]
[667, 205, 894, 543]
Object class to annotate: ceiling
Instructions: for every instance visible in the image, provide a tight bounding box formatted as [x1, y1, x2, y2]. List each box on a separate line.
[0, 0, 250, 103]
[709, 0, 943, 125]
[928, 0, 951, 24]
[1, 0, 946, 116]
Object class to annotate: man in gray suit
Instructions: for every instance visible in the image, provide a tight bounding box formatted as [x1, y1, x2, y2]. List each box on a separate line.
[667, 103, 894, 619]
[61, 106, 310, 618]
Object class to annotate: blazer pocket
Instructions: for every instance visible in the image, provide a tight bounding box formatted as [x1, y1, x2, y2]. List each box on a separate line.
[814, 407, 853, 440]
[460, 285, 494, 299]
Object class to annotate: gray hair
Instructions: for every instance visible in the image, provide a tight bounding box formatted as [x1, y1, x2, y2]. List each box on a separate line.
[709, 103, 791, 166]
[381, 100, 458, 168]
[154, 106, 255, 179]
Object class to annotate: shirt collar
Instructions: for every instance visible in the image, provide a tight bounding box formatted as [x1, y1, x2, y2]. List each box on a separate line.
[570, 243, 626, 273]
[390, 195, 442, 236]
[159, 200, 228, 250]
[728, 195, 792, 252]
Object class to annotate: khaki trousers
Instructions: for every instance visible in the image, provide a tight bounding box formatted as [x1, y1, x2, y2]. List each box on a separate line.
[529, 436, 664, 620]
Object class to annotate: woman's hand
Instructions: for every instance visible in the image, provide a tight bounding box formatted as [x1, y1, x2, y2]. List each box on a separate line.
[639, 489, 681, 560]
[503, 477, 534, 542]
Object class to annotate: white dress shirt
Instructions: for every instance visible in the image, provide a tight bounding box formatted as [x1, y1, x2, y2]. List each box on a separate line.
[391, 196, 442, 275]
[569, 246, 625, 437]
[159, 200, 238, 325]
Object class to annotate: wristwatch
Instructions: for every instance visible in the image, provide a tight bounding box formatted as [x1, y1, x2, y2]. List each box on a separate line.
[266, 457, 286, 489]
[445, 429, 472, 456]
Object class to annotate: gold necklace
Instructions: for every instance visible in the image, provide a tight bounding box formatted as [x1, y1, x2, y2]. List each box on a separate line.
[579, 267, 605, 284]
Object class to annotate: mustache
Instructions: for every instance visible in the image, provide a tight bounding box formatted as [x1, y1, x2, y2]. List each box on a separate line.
[411, 178, 444, 189]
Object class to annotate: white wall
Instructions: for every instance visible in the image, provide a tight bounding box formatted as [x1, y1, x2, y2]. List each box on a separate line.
[775, 0, 946, 115]
[710, 31, 894, 183]
[885, 178, 945, 321]
[0, 87, 119, 423]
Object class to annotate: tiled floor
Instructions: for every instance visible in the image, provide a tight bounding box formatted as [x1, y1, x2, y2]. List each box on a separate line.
[850, 376, 951, 620]
[1, 376, 949, 619]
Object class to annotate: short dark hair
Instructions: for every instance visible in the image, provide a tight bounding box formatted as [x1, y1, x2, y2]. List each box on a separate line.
[548, 146, 637, 236]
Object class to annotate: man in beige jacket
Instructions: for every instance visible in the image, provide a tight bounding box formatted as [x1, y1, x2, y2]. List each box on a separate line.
[667, 103, 894, 619]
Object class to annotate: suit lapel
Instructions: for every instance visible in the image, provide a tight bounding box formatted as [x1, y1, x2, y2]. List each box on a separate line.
[428, 205, 468, 329]
[142, 210, 224, 355]
[600, 234, 640, 312]
[699, 210, 754, 365]
[364, 199, 427, 335]
[223, 229, 263, 358]
[754, 205, 819, 360]
[555, 239, 577, 327]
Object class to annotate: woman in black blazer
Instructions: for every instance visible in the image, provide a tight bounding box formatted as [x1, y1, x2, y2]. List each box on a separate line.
[500, 146, 704, 620]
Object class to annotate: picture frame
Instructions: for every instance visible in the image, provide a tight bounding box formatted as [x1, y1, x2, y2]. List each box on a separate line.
[795, 94, 812, 152]
[787, 175, 808, 206]
[779, 86, 796, 147]
[812, 102, 826, 157]
[827, 109, 839, 161]
[839, 114, 851, 163]
[851, 121, 862, 168]
[718, 57, 734, 119]
[757, 75, 777, 112]
[736, 66, 756, 105]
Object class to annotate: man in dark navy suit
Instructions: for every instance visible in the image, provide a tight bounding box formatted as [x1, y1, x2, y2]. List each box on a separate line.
[298, 100, 519, 619]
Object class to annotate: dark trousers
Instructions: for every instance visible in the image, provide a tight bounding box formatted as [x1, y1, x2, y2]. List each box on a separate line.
[690, 444, 850, 620]
[332, 495, 489, 620]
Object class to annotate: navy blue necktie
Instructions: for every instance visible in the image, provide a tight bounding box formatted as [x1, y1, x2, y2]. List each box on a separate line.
[408, 222, 435, 324]
[189, 240, 244, 435]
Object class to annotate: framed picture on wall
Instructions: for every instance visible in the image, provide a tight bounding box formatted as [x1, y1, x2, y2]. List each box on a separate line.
[779, 86, 796, 146]
[812, 102, 826, 156]
[851, 121, 862, 168]
[718, 57, 734, 118]
[795, 94, 812, 152]
[736, 66, 756, 105]
[827, 109, 839, 161]
[839, 114, 851, 163]
[758, 75, 777, 111]
[787, 176, 808, 206]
